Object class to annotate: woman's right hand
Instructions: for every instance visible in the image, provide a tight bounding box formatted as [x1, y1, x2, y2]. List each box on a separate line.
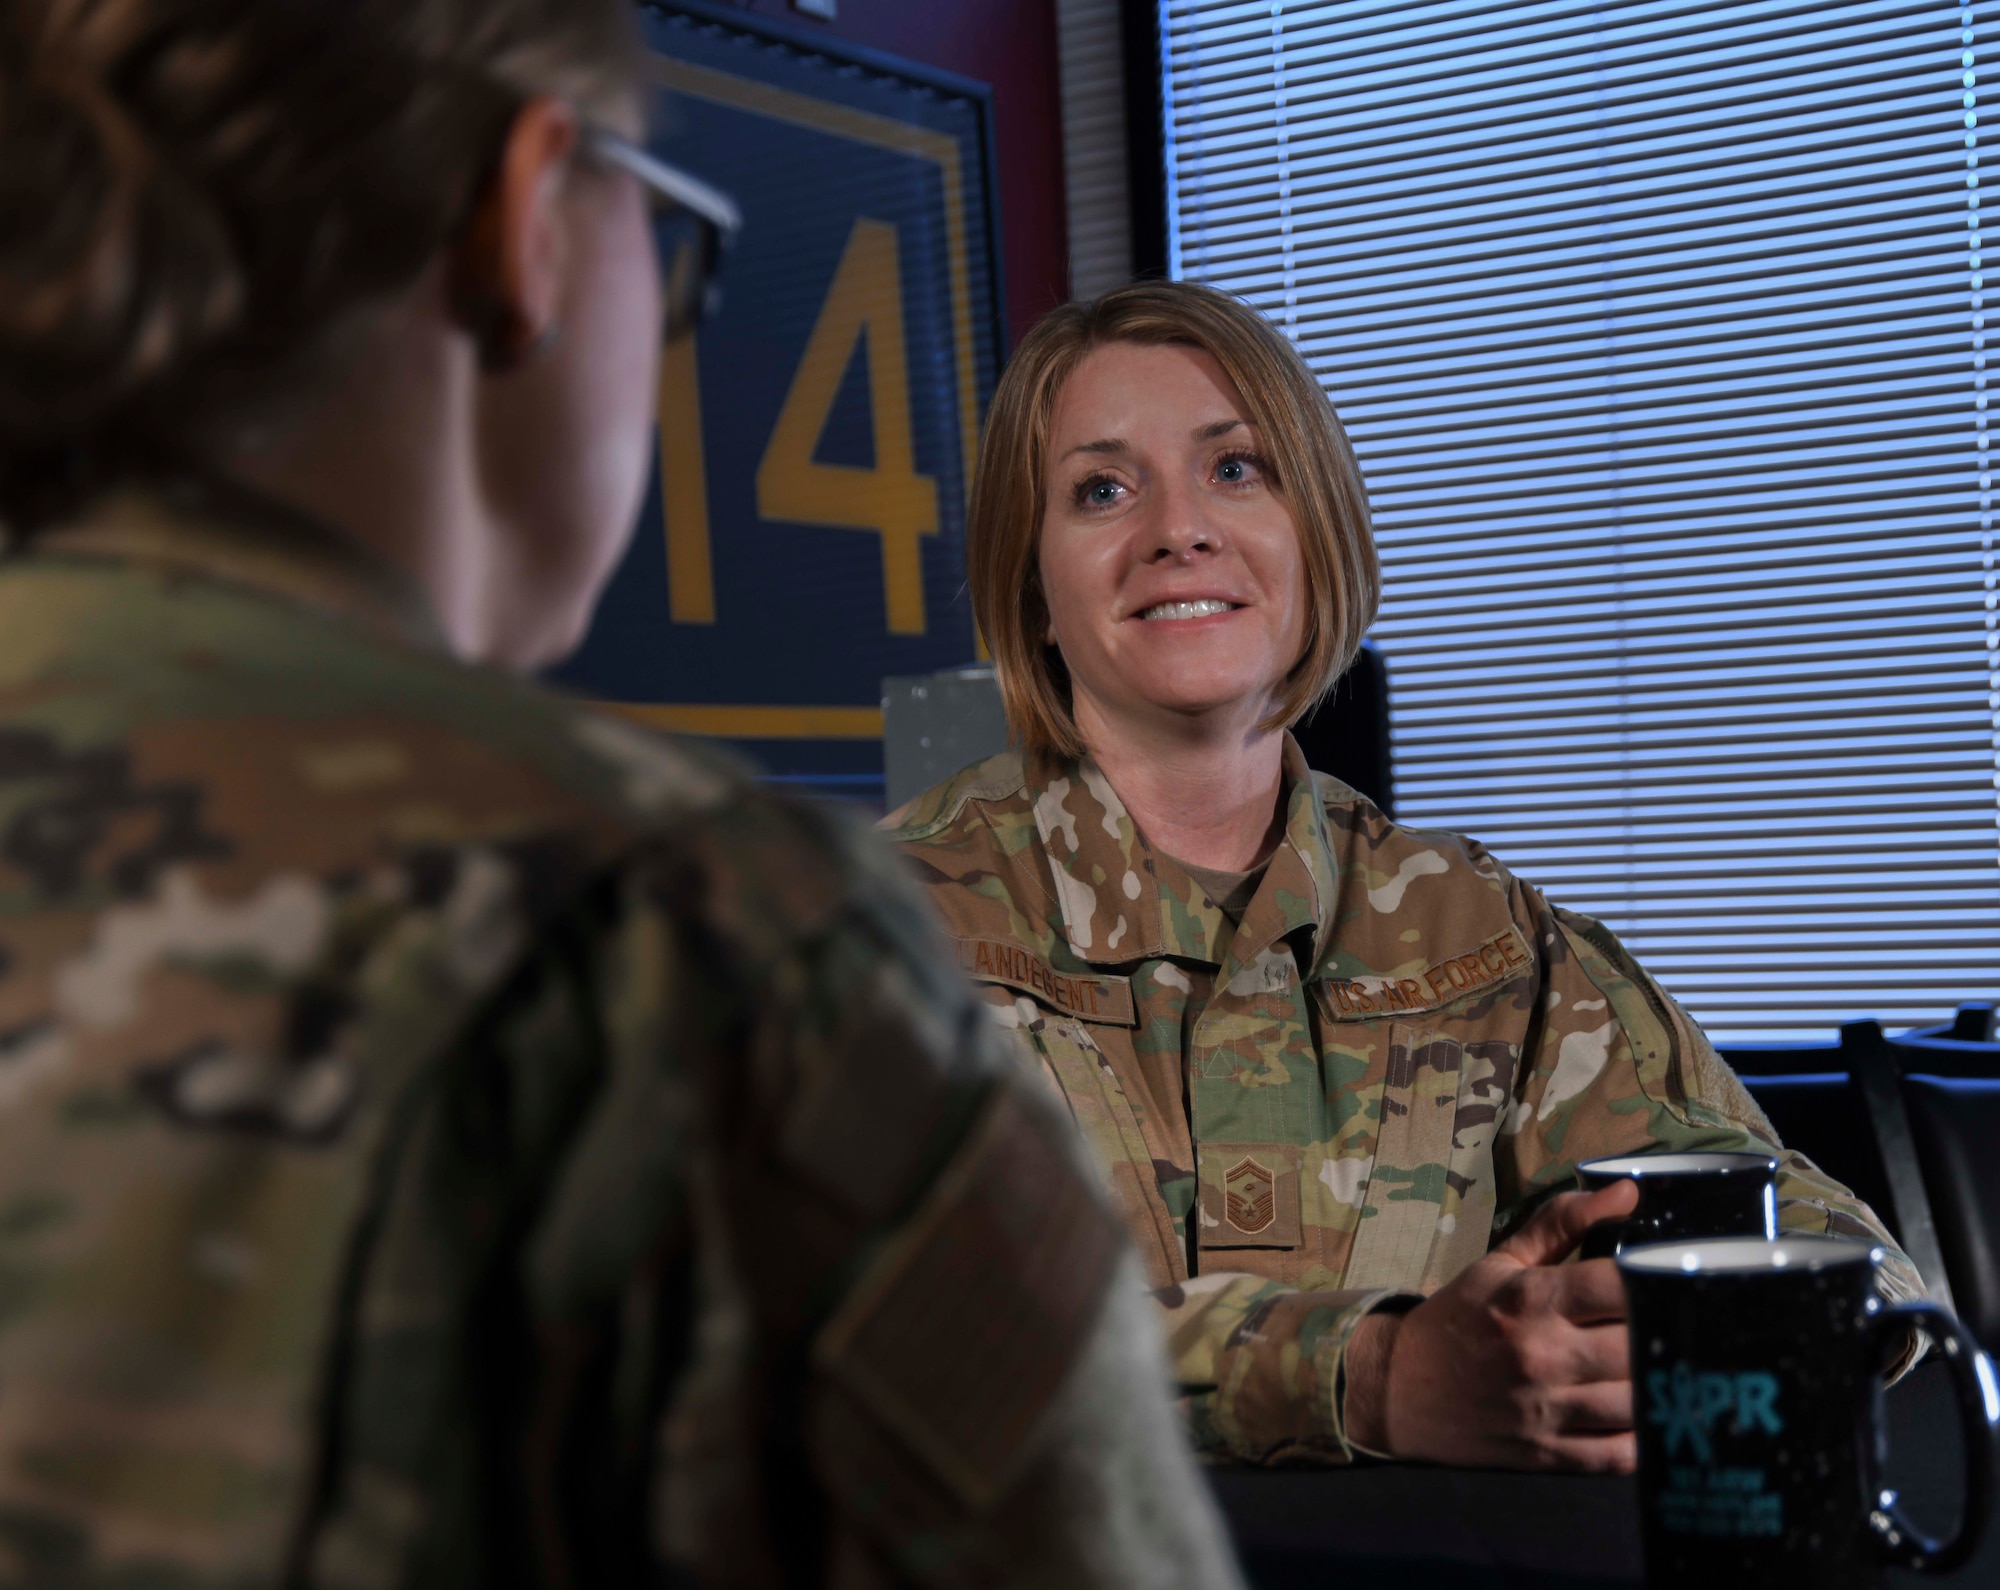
[1348, 1179, 1641, 1471]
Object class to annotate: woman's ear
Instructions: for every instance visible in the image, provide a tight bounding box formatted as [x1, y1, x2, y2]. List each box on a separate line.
[452, 98, 580, 369]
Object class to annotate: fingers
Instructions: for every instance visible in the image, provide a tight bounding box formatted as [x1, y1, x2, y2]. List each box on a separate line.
[1513, 1317, 1628, 1392]
[1529, 1431, 1638, 1475]
[1549, 1258, 1629, 1324]
[1564, 1322, 1630, 1385]
[1497, 1180, 1641, 1269]
[1542, 1372, 1633, 1433]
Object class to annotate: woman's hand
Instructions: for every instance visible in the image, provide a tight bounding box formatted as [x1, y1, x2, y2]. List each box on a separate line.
[1346, 1179, 1641, 1471]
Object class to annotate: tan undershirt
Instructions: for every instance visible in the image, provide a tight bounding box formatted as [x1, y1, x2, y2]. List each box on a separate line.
[1174, 856, 1268, 928]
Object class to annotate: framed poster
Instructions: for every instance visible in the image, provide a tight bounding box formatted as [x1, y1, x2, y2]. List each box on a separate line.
[550, 0, 1007, 805]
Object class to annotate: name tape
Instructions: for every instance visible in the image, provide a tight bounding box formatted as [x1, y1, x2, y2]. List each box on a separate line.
[958, 937, 1136, 1026]
[1321, 928, 1531, 1019]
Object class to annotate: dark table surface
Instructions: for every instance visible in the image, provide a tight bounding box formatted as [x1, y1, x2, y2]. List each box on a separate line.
[1206, 1357, 1999, 1589]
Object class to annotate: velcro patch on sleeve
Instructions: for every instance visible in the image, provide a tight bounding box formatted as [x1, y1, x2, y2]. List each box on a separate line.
[1318, 927, 1532, 1021]
[810, 1082, 1121, 1509]
[956, 937, 1135, 1026]
[1196, 1142, 1302, 1249]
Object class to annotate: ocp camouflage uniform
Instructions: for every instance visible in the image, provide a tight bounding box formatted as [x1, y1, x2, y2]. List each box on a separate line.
[886, 739, 1923, 1466]
[0, 487, 1245, 1589]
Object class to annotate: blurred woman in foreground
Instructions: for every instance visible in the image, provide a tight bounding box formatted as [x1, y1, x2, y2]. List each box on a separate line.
[0, 2, 1242, 1583]
[888, 280, 1918, 1469]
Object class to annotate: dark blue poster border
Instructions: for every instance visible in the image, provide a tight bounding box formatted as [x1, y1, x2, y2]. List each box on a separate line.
[550, 1, 1009, 806]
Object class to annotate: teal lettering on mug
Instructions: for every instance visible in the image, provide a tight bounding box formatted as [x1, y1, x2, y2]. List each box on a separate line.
[1649, 1365, 1788, 1542]
[1659, 1465, 1782, 1539]
[1710, 1467, 1768, 1492]
[1648, 1364, 1785, 1462]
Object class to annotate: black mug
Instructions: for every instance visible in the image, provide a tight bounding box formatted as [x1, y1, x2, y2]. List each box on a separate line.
[1619, 1235, 1997, 1588]
[1576, 1150, 1778, 1259]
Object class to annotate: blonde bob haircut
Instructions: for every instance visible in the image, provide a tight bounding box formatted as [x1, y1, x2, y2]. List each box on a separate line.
[969, 279, 1379, 758]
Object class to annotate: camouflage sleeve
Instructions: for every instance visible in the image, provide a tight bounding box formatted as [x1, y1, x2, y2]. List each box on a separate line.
[1498, 882, 1924, 1316]
[601, 796, 1244, 1587]
[1155, 1274, 1419, 1464]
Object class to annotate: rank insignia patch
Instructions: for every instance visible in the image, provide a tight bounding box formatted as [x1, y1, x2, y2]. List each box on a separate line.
[1224, 1156, 1276, 1234]
[1196, 1141, 1301, 1249]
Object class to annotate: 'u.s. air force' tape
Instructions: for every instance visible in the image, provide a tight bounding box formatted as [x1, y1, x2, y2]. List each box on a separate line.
[956, 937, 1135, 1026]
[1318, 927, 1534, 1020]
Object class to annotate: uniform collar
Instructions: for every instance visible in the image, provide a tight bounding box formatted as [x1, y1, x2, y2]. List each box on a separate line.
[1026, 734, 1342, 975]
[19, 480, 451, 655]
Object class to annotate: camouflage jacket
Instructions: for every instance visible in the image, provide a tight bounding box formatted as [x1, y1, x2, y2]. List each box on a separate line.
[886, 739, 1921, 1466]
[0, 488, 1245, 1590]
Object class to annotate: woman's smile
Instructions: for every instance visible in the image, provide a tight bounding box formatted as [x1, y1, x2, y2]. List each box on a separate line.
[1132, 597, 1243, 621]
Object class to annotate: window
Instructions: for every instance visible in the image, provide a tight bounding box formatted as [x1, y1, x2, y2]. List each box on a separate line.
[1161, 0, 1996, 1039]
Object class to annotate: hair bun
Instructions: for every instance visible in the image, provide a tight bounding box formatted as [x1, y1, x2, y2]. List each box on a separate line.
[0, 0, 643, 530]
[0, 47, 242, 442]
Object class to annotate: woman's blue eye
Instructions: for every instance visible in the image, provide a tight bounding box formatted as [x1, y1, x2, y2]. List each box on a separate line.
[1216, 452, 1270, 486]
[1087, 481, 1120, 505]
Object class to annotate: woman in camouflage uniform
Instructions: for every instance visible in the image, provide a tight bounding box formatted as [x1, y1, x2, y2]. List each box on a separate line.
[0, 3, 1247, 1585]
[887, 280, 1920, 1471]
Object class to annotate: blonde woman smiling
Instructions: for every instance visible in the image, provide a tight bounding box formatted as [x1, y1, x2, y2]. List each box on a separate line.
[888, 280, 1916, 1469]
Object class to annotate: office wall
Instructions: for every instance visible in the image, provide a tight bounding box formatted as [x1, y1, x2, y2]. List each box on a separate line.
[729, 0, 1070, 343]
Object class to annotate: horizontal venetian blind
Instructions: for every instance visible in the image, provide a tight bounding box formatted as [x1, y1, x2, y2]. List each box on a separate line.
[1057, 0, 1137, 299]
[1162, 0, 1998, 1040]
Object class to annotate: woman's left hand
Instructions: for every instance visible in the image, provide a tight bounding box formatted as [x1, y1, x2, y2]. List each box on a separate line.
[1346, 1179, 1641, 1470]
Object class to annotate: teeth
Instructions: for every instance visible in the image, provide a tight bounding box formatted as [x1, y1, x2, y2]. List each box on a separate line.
[1139, 599, 1234, 621]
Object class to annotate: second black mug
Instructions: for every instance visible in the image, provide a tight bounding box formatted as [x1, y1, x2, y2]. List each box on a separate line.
[1576, 1149, 1778, 1259]
[1619, 1235, 1996, 1589]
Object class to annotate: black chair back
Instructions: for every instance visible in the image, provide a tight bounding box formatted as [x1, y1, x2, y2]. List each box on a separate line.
[1738, 1070, 1898, 1243]
[1724, 1022, 1957, 1313]
[1293, 642, 1393, 817]
[1904, 1076, 2000, 1354]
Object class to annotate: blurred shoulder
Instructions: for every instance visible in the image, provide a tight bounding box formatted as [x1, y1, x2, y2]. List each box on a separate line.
[0, 543, 865, 1112]
[0, 544, 754, 841]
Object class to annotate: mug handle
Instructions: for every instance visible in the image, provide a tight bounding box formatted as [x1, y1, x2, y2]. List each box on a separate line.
[1865, 1300, 1999, 1573]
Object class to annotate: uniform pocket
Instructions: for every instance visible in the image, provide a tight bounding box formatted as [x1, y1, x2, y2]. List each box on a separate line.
[1341, 1023, 1464, 1290]
[1196, 1141, 1302, 1249]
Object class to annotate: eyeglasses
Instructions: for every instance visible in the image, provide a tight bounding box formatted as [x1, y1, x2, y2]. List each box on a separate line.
[584, 128, 742, 343]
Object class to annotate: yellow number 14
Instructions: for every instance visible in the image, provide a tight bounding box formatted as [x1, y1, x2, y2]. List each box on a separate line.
[658, 216, 942, 636]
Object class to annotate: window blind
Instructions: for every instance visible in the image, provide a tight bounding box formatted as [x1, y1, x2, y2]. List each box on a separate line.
[1057, 0, 1137, 298]
[1161, 0, 1997, 1040]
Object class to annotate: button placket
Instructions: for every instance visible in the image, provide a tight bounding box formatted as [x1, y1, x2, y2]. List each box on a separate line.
[1340, 1022, 1467, 1292]
[1189, 946, 1321, 1262]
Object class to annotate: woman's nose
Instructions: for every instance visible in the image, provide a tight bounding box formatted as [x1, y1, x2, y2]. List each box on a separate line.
[1144, 482, 1221, 561]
